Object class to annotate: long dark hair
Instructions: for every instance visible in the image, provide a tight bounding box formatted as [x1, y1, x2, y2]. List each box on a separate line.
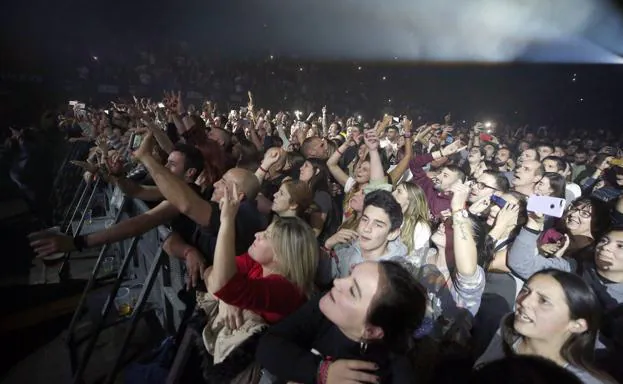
[501, 269, 612, 382]
[304, 158, 330, 193]
[539, 172, 566, 198]
[559, 197, 610, 240]
[366, 261, 426, 354]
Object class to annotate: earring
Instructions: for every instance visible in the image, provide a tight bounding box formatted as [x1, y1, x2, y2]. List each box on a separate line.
[359, 339, 368, 354]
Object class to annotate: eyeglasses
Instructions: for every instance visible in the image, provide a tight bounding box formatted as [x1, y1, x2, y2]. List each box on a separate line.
[474, 181, 499, 191]
[568, 207, 592, 219]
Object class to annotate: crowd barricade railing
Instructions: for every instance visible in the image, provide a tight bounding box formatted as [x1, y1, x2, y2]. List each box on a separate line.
[64, 184, 188, 384]
[51, 140, 92, 225]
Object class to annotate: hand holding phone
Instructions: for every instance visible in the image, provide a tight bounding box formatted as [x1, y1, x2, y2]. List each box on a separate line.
[527, 195, 566, 218]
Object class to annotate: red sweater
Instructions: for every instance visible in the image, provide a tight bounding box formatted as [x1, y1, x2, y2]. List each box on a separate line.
[409, 153, 453, 219]
[213, 253, 306, 324]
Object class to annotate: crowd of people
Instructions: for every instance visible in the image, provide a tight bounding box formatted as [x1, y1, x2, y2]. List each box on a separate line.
[22, 85, 623, 384]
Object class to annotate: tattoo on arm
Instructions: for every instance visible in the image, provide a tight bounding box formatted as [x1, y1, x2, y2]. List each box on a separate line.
[456, 220, 469, 241]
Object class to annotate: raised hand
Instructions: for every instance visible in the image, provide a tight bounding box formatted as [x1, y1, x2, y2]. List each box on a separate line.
[443, 139, 467, 155]
[133, 133, 156, 160]
[363, 129, 379, 151]
[219, 182, 240, 223]
[494, 203, 521, 230]
[450, 180, 470, 211]
[468, 195, 492, 215]
[261, 147, 282, 169]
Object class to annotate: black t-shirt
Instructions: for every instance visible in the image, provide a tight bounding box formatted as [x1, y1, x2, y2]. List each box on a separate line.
[260, 174, 286, 202]
[192, 199, 267, 266]
[169, 183, 204, 244]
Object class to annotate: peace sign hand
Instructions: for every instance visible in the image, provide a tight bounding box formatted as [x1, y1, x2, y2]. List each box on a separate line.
[219, 182, 240, 223]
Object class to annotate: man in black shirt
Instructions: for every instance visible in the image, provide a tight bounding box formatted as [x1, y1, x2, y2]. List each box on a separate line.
[135, 134, 267, 288]
[29, 142, 205, 259]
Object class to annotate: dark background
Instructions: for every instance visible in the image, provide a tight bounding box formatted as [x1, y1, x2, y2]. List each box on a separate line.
[1, 0, 622, 128]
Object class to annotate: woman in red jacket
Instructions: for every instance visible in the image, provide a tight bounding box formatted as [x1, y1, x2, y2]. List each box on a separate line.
[204, 182, 319, 325]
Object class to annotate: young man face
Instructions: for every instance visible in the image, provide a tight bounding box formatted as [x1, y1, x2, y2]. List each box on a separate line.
[518, 148, 538, 164]
[495, 148, 511, 167]
[537, 145, 554, 160]
[357, 205, 399, 255]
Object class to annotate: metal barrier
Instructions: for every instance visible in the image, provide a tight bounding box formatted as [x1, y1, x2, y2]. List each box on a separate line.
[46, 140, 187, 382]
[60, 183, 187, 383]
[50, 140, 92, 224]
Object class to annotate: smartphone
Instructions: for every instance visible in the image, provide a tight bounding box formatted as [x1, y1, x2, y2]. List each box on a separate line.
[480, 133, 493, 142]
[490, 195, 507, 208]
[157, 102, 165, 108]
[131, 134, 143, 150]
[527, 195, 566, 218]
[445, 134, 454, 145]
[69, 100, 78, 106]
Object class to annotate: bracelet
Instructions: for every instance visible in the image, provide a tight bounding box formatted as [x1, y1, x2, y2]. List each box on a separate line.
[258, 165, 268, 173]
[73, 235, 87, 251]
[317, 358, 332, 384]
[336, 148, 344, 156]
[439, 148, 444, 157]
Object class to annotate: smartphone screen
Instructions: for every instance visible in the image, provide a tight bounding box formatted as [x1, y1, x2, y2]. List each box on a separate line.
[490, 195, 507, 208]
[131, 135, 143, 150]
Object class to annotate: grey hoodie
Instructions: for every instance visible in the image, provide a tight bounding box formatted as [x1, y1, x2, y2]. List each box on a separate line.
[317, 239, 408, 286]
[507, 227, 574, 279]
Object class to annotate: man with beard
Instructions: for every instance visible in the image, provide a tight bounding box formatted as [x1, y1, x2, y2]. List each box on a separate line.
[494, 147, 515, 183]
[511, 160, 543, 197]
[572, 148, 589, 182]
[408, 139, 466, 220]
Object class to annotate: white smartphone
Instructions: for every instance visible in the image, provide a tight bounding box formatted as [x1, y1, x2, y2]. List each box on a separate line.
[69, 100, 78, 106]
[157, 102, 165, 108]
[527, 195, 566, 218]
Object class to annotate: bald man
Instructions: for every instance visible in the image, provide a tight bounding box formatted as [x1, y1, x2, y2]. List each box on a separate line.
[138, 144, 267, 261]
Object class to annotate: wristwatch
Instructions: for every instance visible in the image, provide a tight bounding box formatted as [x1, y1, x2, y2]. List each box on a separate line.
[404, 131, 412, 138]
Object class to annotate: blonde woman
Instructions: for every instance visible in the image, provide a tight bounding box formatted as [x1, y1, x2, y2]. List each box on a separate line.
[205, 183, 318, 325]
[364, 124, 432, 266]
[392, 183, 432, 267]
[326, 135, 371, 222]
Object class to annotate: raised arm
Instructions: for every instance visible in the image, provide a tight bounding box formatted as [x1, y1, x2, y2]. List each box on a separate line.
[365, 129, 385, 182]
[388, 118, 416, 185]
[326, 138, 352, 187]
[111, 175, 164, 201]
[321, 106, 328, 137]
[143, 117, 175, 154]
[29, 200, 179, 257]
[450, 182, 478, 277]
[255, 147, 282, 184]
[135, 133, 213, 226]
[205, 183, 239, 294]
